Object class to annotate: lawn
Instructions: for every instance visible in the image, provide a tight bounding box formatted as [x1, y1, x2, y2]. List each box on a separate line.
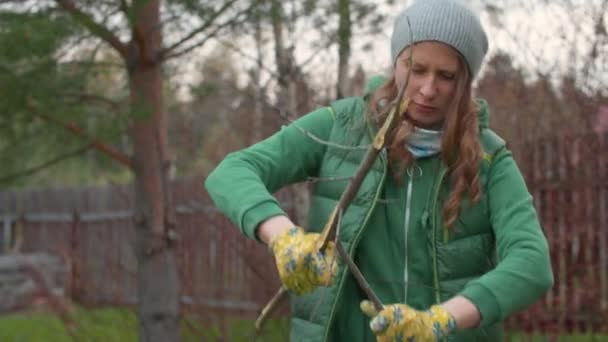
[0, 307, 606, 341]
[506, 333, 608, 342]
[0, 307, 137, 342]
[0, 307, 288, 342]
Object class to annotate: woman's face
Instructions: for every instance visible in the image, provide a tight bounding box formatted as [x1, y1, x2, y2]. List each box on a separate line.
[394, 41, 462, 129]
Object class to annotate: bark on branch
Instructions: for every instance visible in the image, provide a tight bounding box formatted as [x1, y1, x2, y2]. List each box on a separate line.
[255, 13, 415, 324]
[158, 0, 244, 61]
[255, 86, 410, 334]
[26, 98, 134, 170]
[56, 0, 129, 58]
[61, 92, 122, 112]
[0, 145, 91, 184]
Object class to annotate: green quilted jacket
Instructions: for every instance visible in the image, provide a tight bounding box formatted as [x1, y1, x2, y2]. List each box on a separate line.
[205, 94, 553, 341]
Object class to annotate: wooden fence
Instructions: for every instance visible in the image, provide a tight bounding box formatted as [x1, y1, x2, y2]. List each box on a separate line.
[0, 132, 606, 335]
[506, 132, 608, 334]
[0, 180, 290, 338]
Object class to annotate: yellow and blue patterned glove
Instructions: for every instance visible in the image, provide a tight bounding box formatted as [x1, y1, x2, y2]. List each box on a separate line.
[269, 226, 338, 295]
[361, 300, 457, 342]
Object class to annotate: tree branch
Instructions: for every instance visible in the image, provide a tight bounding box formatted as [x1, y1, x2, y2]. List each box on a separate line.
[216, 38, 280, 79]
[61, 91, 123, 112]
[55, 0, 128, 58]
[335, 216, 383, 311]
[0, 144, 91, 184]
[255, 80, 410, 335]
[161, 18, 246, 61]
[119, 0, 129, 14]
[255, 17, 416, 331]
[161, 4, 255, 61]
[26, 98, 134, 170]
[159, 0, 239, 59]
[306, 175, 353, 184]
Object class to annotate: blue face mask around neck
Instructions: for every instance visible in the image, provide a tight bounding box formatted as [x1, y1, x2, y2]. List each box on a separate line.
[406, 126, 442, 159]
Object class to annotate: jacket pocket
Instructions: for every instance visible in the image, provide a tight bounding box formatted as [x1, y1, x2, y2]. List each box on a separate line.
[435, 233, 496, 284]
[447, 193, 491, 242]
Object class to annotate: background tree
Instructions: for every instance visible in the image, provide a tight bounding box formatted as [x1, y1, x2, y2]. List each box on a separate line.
[480, 0, 607, 149]
[2, 1, 605, 339]
[215, 0, 391, 222]
[0, 1, 250, 340]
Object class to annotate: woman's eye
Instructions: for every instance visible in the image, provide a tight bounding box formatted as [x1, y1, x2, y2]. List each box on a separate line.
[441, 72, 455, 80]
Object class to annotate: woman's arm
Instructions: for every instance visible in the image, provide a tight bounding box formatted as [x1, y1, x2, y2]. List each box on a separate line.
[205, 107, 335, 240]
[442, 296, 481, 329]
[256, 215, 296, 245]
[458, 148, 554, 326]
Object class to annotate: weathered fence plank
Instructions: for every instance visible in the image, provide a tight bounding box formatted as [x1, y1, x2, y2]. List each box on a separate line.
[506, 132, 608, 333]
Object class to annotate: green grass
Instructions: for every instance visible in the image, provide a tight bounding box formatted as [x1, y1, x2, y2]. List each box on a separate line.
[1, 308, 605, 342]
[0, 306, 289, 342]
[506, 332, 608, 342]
[0, 307, 138, 342]
[182, 316, 289, 341]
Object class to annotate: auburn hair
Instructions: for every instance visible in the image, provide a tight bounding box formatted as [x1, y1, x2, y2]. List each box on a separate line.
[366, 53, 482, 229]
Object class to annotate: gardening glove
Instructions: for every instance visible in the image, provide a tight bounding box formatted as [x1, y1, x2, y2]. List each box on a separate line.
[361, 300, 457, 342]
[269, 226, 338, 295]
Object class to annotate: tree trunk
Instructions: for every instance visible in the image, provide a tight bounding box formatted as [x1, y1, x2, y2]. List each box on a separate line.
[252, 9, 265, 144]
[270, 0, 288, 90]
[127, 1, 180, 341]
[270, 0, 310, 225]
[336, 0, 351, 99]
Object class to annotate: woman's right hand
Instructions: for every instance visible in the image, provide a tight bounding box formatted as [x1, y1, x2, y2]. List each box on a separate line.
[269, 226, 338, 295]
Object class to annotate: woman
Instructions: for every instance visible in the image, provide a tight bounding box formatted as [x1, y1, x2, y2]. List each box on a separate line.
[205, 0, 553, 341]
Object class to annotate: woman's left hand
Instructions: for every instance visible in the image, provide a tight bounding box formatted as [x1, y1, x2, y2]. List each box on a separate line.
[360, 300, 457, 342]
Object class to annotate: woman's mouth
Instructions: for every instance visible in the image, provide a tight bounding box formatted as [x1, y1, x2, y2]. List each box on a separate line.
[415, 103, 436, 113]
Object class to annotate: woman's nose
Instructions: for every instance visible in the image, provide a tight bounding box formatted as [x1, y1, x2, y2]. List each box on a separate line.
[419, 76, 437, 99]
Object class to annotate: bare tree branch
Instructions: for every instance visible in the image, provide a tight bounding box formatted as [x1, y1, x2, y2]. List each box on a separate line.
[119, 0, 129, 15]
[159, 0, 240, 60]
[61, 91, 123, 112]
[26, 98, 134, 170]
[581, 0, 608, 84]
[216, 38, 280, 79]
[306, 175, 353, 183]
[290, 120, 369, 151]
[55, 0, 129, 58]
[0, 144, 91, 184]
[256, 76, 411, 334]
[161, 15, 251, 61]
[336, 237, 383, 310]
[192, 62, 369, 153]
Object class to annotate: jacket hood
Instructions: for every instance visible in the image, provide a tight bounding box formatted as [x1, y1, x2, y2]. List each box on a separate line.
[476, 98, 490, 129]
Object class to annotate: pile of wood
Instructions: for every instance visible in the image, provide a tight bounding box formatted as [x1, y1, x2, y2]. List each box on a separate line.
[0, 253, 71, 314]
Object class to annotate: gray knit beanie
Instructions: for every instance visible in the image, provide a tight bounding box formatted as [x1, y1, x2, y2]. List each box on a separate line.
[391, 0, 488, 78]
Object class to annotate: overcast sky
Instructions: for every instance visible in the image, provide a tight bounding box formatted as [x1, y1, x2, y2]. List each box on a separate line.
[176, 0, 606, 100]
[350, 1, 605, 81]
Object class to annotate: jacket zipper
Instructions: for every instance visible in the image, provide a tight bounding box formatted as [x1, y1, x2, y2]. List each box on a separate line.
[402, 167, 417, 302]
[322, 156, 388, 342]
[431, 167, 448, 304]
